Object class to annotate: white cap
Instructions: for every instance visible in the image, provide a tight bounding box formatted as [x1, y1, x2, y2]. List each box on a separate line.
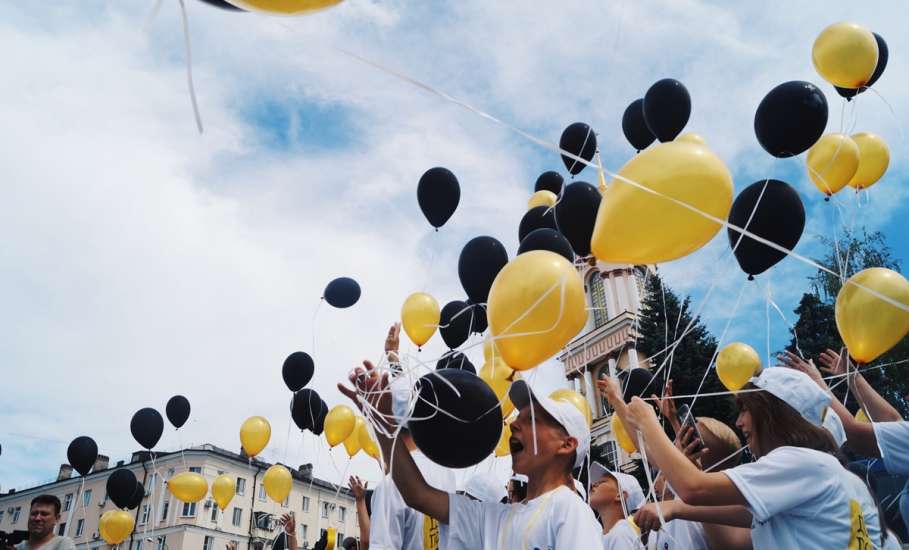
[465, 472, 506, 503]
[822, 409, 847, 448]
[509, 380, 590, 468]
[750, 367, 831, 426]
[590, 462, 645, 511]
[573, 478, 587, 501]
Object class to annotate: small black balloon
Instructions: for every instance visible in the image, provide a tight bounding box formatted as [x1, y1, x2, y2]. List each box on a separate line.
[291, 389, 323, 432]
[728, 179, 805, 277]
[409, 369, 502, 468]
[518, 206, 558, 243]
[107, 468, 138, 509]
[554, 181, 600, 257]
[324, 277, 361, 308]
[197, 0, 244, 10]
[282, 352, 315, 392]
[165, 395, 191, 429]
[130, 408, 164, 450]
[439, 301, 472, 349]
[458, 236, 509, 304]
[559, 122, 597, 175]
[643, 79, 691, 142]
[66, 436, 98, 476]
[466, 300, 487, 334]
[436, 351, 476, 374]
[622, 98, 655, 151]
[417, 167, 460, 229]
[126, 481, 145, 510]
[534, 171, 564, 195]
[836, 33, 888, 99]
[754, 81, 828, 158]
[622, 368, 655, 402]
[518, 228, 575, 262]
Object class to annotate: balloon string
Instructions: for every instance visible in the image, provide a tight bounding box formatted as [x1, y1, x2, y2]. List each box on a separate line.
[176, 0, 203, 134]
[765, 279, 772, 369]
[865, 87, 906, 142]
[421, 229, 438, 292]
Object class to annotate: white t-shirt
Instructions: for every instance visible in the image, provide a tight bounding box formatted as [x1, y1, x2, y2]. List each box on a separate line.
[603, 518, 644, 550]
[873, 421, 909, 475]
[370, 451, 457, 550]
[724, 446, 881, 549]
[448, 485, 602, 550]
[647, 515, 708, 550]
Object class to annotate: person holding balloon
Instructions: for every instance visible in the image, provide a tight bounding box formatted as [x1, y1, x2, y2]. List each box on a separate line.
[602, 367, 883, 549]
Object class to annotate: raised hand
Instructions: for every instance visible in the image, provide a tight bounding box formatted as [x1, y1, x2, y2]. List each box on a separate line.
[338, 360, 394, 430]
[652, 379, 678, 421]
[676, 425, 706, 469]
[385, 323, 401, 363]
[348, 475, 368, 501]
[777, 350, 826, 388]
[634, 500, 677, 533]
[818, 348, 848, 376]
[281, 512, 295, 535]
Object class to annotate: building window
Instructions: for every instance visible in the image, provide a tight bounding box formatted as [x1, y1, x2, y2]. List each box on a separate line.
[63, 493, 73, 512]
[147, 473, 157, 491]
[210, 505, 218, 522]
[589, 272, 609, 328]
[300, 525, 307, 542]
[258, 485, 267, 502]
[203, 536, 214, 550]
[0, 510, 5, 524]
[337, 506, 346, 523]
[82, 489, 93, 506]
[76, 519, 85, 538]
[134, 540, 144, 550]
[57, 523, 66, 536]
[337, 533, 344, 544]
[232, 508, 242, 527]
[140, 505, 151, 525]
[301, 496, 310, 512]
[181, 502, 196, 517]
[236, 478, 246, 496]
[190, 467, 202, 474]
[320, 502, 330, 519]
[11, 507, 21, 524]
[160, 500, 170, 522]
[156, 536, 167, 550]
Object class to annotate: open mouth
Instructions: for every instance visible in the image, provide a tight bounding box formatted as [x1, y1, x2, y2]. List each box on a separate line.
[509, 437, 524, 455]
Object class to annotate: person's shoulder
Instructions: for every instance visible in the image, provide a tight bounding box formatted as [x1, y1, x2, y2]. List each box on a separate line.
[763, 445, 839, 468]
[52, 537, 76, 550]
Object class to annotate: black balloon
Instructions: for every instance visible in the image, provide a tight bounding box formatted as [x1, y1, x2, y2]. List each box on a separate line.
[66, 436, 98, 476]
[126, 481, 145, 510]
[518, 228, 575, 262]
[439, 301, 472, 349]
[622, 98, 655, 151]
[466, 300, 487, 334]
[107, 468, 138, 509]
[458, 237, 508, 304]
[197, 0, 243, 10]
[282, 352, 315, 392]
[291, 389, 324, 433]
[436, 351, 476, 374]
[409, 369, 502, 468]
[323, 277, 361, 308]
[130, 408, 164, 450]
[312, 400, 329, 436]
[534, 171, 564, 195]
[836, 33, 888, 99]
[727, 179, 805, 278]
[559, 123, 597, 175]
[165, 395, 190, 429]
[518, 206, 558, 243]
[622, 368, 655, 402]
[754, 81, 828, 158]
[417, 167, 460, 229]
[554, 181, 600, 257]
[643, 79, 691, 142]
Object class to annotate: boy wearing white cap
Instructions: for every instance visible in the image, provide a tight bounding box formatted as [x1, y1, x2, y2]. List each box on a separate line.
[339, 356, 602, 549]
[603, 367, 883, 550]
[588, 462, 645, 549]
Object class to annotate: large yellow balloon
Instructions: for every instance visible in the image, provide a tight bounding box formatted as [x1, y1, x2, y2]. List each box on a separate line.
[612, 414, 636, 453]
[99, 510, 135, 545]
[168, 472, 208, 503]
[240, 416, 271, 457]
[263, 465, 292, 503]
[343, 417, 365, 457]
[488, 250, 587, 370]
[812, 22, 878, 88]
[549, 389, 592, 427]
[211, 474, 236, 510]
[495, 423, 512, 457]
[806, 134, 860, 196]
[836, 268, 909, 363]
[479, 359, 515, 417]
[591, 142, 733, 264]
[358, 420, 380, 460]
[528, 190, 558, 210]
[716, 343, 762, 392]
[849, 133, 890, 190]
[324, 405, 357, 447]
[401, 292, 440, 347]
[675, 133, 706, 146]
[226, 0, 342, 15]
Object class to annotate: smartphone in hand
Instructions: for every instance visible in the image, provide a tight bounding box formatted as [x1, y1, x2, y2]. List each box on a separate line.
[675, 404, 705, 452]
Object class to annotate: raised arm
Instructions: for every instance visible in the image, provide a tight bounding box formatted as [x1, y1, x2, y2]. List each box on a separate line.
[347, 476, 370, 549]
[818, 349, 902, 422]
[281, 512, 298, 550]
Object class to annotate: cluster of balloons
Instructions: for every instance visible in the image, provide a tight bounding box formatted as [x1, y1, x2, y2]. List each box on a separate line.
[622, 79, 692, 151]
[321, 405, 380, 460]
[806, 132, 890, 196]
[812, 23, 888, 95]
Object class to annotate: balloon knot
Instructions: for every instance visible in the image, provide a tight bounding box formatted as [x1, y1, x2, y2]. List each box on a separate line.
[434, 228, 439, 233]
[748, 274, 755, 281]
[824, 196, 830, 202]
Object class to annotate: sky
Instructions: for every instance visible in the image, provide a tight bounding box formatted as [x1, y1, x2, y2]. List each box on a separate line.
[1, 0, 908, 493]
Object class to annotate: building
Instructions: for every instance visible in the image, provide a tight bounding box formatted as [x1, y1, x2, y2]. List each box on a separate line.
[0, 445, 358, 550]
[560, 259, 651, 471]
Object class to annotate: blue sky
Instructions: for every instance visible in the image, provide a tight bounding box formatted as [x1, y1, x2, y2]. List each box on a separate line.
[1, 1, 907, 492]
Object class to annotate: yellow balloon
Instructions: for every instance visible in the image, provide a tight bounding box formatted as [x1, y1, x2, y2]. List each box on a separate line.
[479, 359, 515, 417]
[549, 388, 592, 427]
[807, 133, 860, 196]
[488, 250, 587, 370]
[263, 465, 292, 503]
[849, 133, 890, 190]
[343, 417, 365, 457]
[812, 22, 878, 88]
[240, 416, 271, 457]
[528, 190, 558, 210]
[99, 510, 135, 545]
[675, 132, 706, 146]
[591, 142, 733, 264]
[225, 0, 343, 15]
[326, 528, 338, 550]
[612, 414, 636, 453]
[855, 408, 870, 423]
[835, 268, 909, 363]
[483, 335, 502, 363]
[401, 292, 440, 347]
[168, 472, 209, 503]
[324, 405, 357, 447]
[211, 474, 236, 510]
[358, 420, 380, 459]
[716, 343, 762, 392]
[495, 423, 512, 457]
